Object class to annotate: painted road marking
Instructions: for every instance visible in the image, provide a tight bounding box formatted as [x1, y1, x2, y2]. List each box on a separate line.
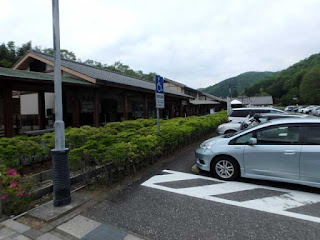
[142, 170, 320, 224]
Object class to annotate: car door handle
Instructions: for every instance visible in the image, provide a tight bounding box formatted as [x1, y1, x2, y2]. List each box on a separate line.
[284, 150, 296, 155]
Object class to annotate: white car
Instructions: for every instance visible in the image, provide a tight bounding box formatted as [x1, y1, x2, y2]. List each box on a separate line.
[298, 107, 307, 113]
[228, 108, 286, 123]
[313, 107, 320, 116]
[311, 106, 320, 115]
[216, 121, 243, 135]
[300, 106, 316, 114]
[304, 106, 318, 114]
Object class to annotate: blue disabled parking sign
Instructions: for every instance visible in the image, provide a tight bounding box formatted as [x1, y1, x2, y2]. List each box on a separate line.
[155, 75, 164, 94]
[155, 75, 164, 131]
[155, 75, 165, 109]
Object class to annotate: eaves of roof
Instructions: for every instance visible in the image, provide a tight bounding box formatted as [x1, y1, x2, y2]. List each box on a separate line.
[27, 51, 194, 99]
[200, 92, 226, 103]
[0, 67, 94, 86]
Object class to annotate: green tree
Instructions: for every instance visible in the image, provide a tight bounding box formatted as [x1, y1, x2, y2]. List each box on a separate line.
[0, 40, 157, 83]
[299, 67, 320, 104]
[42, 48, 76, 61]
[16, 41, 32, 58]
[0, 41, 31, 68]
[245, 53, 320, 105]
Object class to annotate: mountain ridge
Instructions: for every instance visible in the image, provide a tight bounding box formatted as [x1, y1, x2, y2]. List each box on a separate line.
[200, 71, 276, 98]
[245, 53, 320, 105]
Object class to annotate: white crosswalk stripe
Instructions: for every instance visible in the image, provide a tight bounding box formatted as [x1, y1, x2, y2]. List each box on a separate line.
[142, 170, 320, 223]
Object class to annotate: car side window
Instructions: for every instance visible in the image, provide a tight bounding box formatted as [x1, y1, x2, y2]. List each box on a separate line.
[303, 126, 320, 145]
[230, 110, 250, 117]
[233, 132, 253, 144]
[255, 126, 300, 145]
[250, 109, 269, 116]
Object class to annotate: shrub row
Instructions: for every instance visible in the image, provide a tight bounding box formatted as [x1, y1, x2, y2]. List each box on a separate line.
[0, 111, 227, 172]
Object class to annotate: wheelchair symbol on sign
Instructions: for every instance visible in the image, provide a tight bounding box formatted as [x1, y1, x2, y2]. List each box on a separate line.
[157, 81, 163, 93]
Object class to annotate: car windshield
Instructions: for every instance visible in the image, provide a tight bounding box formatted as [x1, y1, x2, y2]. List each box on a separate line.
[222, 128, 248, 138]
[247, 117, 268, 127]
[223, 119, 270, 138]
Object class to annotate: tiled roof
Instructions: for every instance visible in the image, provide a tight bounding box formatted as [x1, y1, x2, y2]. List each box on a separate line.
[165, 77, 225, 102]
[0, 67, 93, 86]
[29, 51, 193, 99]
[200, 92, 226, 103]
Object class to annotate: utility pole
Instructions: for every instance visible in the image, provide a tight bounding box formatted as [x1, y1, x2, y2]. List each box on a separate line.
[227, 96, 232, 116]
[51, 0, 71, 207]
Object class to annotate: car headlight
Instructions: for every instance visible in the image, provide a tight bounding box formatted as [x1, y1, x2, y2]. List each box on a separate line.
[200, 140, 216, 150]
[217, 125, 225, 131]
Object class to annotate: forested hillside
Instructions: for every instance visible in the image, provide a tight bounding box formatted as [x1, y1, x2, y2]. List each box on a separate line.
[245, 53, 320, 105]
[0, 41, 32, 67]
[201, 71, 275, 98]
[0, 41, 156, 82]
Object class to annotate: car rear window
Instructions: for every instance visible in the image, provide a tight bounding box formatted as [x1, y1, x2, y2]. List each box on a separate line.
[250, 109, 270, 115]
[303, 126, 320, 145]
[230, 110, 251, 117]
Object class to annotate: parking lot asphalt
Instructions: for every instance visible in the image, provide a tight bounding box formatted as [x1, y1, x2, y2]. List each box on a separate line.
[83, 139, 320, 240]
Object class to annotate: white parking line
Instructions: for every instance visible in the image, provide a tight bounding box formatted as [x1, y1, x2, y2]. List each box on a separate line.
[142, 170, 320, 224]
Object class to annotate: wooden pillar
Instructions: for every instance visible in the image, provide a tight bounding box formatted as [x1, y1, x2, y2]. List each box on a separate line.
[38, 92, 46, 130]
[72, 93, 80, 128]
[123, 95, 128, 120]
[187, 104, 191, 116]
[144, 95, 148, 119]
[3, 84, 14, 138]
[170, 98, 174, 118]
[180, 101, 184, 117]
[93, 89, 100, 127]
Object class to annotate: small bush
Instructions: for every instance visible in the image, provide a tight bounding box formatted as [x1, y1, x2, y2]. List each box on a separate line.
[0, 112, 227, 172]
[1, 167, 33, 215]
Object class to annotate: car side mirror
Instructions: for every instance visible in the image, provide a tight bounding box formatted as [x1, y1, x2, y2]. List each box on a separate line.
[248, 138, 257, 145]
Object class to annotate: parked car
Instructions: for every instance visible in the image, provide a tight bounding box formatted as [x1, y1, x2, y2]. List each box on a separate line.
[196, 118, 320, 188]
[315, 109, 320, 116]
[298, 106, 316, 113]
[293, 106, 304, 112]
[217, 113, 306, 135]
[228, 108, 286, 123]
[305, 106, 319, 114]
[303, 106, 318, 114]
[285, 106, 295, 111]
[311, 107, 320, 115]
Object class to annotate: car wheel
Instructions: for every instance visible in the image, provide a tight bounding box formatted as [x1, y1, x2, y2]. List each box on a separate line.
[224, 130, 236, 134]
[211, 156, 239, 181]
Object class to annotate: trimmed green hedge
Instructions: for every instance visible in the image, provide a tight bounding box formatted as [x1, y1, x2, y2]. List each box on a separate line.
[0, 111, 227, 171]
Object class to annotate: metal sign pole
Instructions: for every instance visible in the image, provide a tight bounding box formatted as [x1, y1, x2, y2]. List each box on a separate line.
[155, 75, 164, 131]
[156, 108, 160, 131]
[0, 173, 2, 219]
[51, 0, 71, 207]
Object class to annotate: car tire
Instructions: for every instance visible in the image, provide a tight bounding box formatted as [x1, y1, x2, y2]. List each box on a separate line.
[224, 130, 236, 134]
[211, 156, 239, 181]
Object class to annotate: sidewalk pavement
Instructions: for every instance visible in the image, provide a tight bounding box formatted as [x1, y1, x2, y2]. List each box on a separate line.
[0, 192, 144, 240]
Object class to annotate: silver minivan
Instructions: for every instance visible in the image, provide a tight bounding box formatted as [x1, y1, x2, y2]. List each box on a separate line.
[196, 118, 320, 188]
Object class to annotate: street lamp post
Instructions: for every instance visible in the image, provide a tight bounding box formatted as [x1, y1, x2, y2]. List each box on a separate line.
[51, 0, 71, 207]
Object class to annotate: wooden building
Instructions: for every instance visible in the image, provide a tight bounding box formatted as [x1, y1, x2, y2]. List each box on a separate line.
[0, 51, 225, 137]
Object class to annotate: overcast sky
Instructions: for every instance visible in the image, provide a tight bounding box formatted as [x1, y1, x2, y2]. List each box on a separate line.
[1, 0, 320, 88]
